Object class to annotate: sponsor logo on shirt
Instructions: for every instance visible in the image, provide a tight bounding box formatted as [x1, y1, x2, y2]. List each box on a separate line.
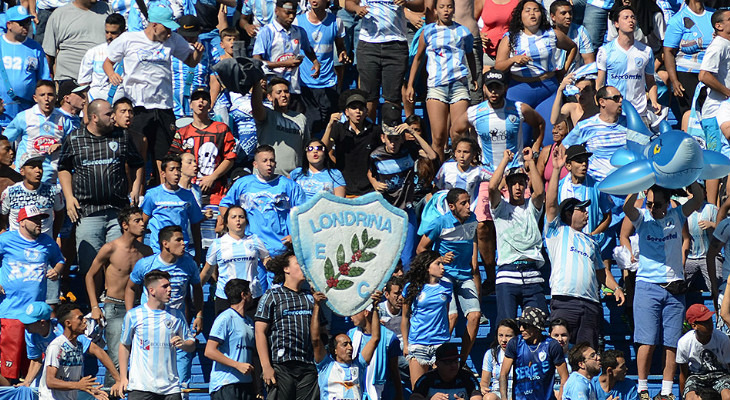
[32, 136, 58, 154]
[609, 73, 642, 80]
[646, 232, 678, 242]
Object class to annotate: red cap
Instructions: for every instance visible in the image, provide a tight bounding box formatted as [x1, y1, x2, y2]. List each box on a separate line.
[686, 304, 714, 324]
[17, 205, 49, 223]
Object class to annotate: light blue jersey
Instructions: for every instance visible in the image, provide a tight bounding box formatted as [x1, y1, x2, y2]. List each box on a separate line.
[206, 233, 269, 298]
[687, 202, 718, 259]
[466, 99, 524, 172]
[295, 12, 344, 89]
[358, 0, 408, 43]
[562, 114, 628, 182]
[586, 0, 613, 9]
[434, 161, 492, 212]
[663, 6, 713, 73]
[505, 29, 558, 78]
[141, 184, 205, 254]
[129, 254, 201, 311]
[241, 0, 276, 28]
[403, 279, 452, 345]
[5, 105, 76, 184]
[0, 231, 63, 319]
[219, 174, 306, 256]
[633, 207, 686, 284]
[422, 22, 473, 87]
[564, 372, 598, 400]
[253, 20, 312, 94]
[591, 376, 638, 400]
[215, 90, 258, 165]
[423, 212, 477, 281]
[596, 39, 654, 115]
[0, 36, 51, 118]
[120, 304, 193, 395]
[317, 354, 368, 400]
[208, 308, 255, 393]
[555, 24, 592, 73]
[545, 217, 603, 303]
[347, 326, 399, 390]
[290, 167, 346, 201]
[171, 51, 210, 118]
[557, 175, 613, 237]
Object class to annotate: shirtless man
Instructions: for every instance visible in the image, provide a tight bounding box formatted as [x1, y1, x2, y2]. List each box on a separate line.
[84, 205, 152, 389]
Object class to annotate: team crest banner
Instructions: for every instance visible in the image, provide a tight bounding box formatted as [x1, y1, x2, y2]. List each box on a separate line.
[290, 192, 407, 316]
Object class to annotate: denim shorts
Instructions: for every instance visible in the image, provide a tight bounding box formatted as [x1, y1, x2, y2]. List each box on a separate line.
[633, 280, 685, 347]
[406, 343, 442, 366]
[427, 78, 470, 104]
[447, 276, 482, 315]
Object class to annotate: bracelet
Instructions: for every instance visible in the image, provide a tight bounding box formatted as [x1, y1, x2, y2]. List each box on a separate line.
[195, 315, 203, 319]
[92, 305, 100, 309]
[614, 287, 623, 291]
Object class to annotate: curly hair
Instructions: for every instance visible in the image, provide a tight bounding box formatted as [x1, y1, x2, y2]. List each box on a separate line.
[507, 0, 551, 51]
[403, 250, 442, 317]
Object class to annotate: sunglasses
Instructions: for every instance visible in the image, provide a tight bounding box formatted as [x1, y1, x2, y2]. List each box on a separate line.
[306, 145, 326, 152]
[646, 201, 665, 209]
[601, 94, 623, 102]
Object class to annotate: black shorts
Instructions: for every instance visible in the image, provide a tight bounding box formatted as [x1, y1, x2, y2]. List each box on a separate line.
[211, 382, 256, 400]
[127, 391, 182, 400]
[129, 107, 177, 161]
[356, 40, 408, 103]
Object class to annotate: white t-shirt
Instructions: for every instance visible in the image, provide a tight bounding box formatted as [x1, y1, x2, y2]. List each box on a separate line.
[491, 199, 545, 266]
[596, 39, 654, 116]
[378, 301, 402, 347]
[700, 35, 730, 119]
[676, 329, 730, 374]
[106, 31, 192, 110]
[39, 335, 84, 400]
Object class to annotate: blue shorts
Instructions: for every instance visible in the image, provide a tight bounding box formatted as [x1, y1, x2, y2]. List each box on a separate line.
[447, 277, 481, 315]
[406, 343, 442, 366]
[633, 280, 685, 347]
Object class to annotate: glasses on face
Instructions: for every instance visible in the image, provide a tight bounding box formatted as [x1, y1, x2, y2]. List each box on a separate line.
[306, 145, 326, 152]
[646, 201, 665, 209]
[601, 94, 623, 102]
[585, 352, 598, 360]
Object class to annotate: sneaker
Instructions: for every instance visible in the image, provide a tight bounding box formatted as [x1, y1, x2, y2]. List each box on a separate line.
[639, 390, 651, 400]
[653, 393, 676, 400]
[480, 315, 489, 325]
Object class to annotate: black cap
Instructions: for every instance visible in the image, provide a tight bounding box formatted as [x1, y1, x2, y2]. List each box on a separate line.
[565, 145, 593, 162]
[483, 69, 508, 86]
[177, 15, 201, 38]
[190, 88, 211, 102]
[345, 93, 367, 108]
[57, 81, 89, 101]
[559, 197, 592, 224]
[435, 343, 459, 361]
[505, 166, 528, 180]
[276, 0, 297, 10]
[381, 102, 402, 127]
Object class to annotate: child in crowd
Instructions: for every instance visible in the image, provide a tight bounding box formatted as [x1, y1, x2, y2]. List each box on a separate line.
[481, 319, 519, 400]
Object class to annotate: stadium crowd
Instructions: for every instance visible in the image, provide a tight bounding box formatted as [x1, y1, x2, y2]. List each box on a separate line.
[2, 0, 730, 399]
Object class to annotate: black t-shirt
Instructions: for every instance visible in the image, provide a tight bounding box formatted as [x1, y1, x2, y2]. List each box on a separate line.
[413, 369, 481, 399]
[329, 120, 382, 196]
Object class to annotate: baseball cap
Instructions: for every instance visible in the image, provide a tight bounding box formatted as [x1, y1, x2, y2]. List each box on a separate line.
[177, 15, 201, 39]
[435, 342, 460, 361]
[148, 6, 180, 30]
[190, 88, 211, 102]
[6, 6, 33, 22]
[686, 304, 715, 324]
[505, 166, 528, 180]
[19, 301, 52, 325]
[345, 93, 367, 109]
[483, 69, 508, 86]
[19, 152, 45, 168]
[565, 145, 593, 162]
[559, 198, 591, 223]
[518, 306, 548, 329]
[57, 80, 89, 101]
[276, 0, 297, 10]
[17, 205, 49, 223]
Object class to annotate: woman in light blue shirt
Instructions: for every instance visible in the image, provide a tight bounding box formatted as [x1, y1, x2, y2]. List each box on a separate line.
[495, 0, 576, 145]
[290, 138, 346, 201]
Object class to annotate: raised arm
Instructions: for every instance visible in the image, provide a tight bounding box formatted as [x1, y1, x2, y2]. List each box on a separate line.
[360, 291, 383, 364]
[311, 291, 328, 363]
[524, 147, 544, 209]
[545, 145, 566, 222]
[488, 150, 514, 209]
[623, 192, 640, 222]
[521, 103, 545, 154]
[682, 182, 704, 217]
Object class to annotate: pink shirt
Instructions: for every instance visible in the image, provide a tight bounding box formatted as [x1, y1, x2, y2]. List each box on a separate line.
[480, 0, 519, 57]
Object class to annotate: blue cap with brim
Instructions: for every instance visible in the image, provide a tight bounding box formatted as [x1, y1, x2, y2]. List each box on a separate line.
[19, 301, 52, 324]
[148, 6, 180, 30]
[6, 6, 33, 22]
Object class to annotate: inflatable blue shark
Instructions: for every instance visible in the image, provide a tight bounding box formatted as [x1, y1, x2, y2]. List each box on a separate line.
[596, 101, 730, 195]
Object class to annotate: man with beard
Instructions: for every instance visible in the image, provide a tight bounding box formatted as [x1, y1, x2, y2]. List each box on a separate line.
[564, 343, 603, 400]
[58, 99, 145, 280]
[85, 205, 153, 390]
